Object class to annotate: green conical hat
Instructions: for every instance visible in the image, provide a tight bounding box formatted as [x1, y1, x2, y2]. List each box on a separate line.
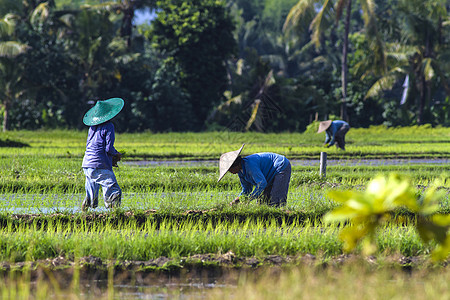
[83, 98, 124, 126]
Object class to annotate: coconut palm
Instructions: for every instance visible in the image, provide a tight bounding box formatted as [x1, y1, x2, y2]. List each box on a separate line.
[74, 0, 156, 47]
[365, 0, 450, 124]
[0, 14, 29, 131]
[283, 0, 385, 122]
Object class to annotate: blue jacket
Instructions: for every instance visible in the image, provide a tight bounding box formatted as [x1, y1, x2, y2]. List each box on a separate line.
[82, 121, 119, 170]
[325, 120, 349, 146]
[238, 153, 289, 198]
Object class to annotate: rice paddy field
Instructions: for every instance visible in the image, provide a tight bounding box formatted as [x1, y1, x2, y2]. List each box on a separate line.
[0, 125, 449, 299]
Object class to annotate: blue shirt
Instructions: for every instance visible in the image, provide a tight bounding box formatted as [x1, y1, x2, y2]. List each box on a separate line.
[82, 122, 119, 170]
[238, 153, 289, 198]
[325, 120, 349, 146]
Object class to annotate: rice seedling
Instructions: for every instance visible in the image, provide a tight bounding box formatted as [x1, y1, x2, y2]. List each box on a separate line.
[0, 128, 448, 299]
[1, 125, 449, 160]
[0, 217, 441, 263]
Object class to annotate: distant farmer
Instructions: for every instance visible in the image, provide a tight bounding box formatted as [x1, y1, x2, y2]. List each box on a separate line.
[218, 144, 291, 207]
[317, 120, 350, 150]
[81, 98, 124, 211]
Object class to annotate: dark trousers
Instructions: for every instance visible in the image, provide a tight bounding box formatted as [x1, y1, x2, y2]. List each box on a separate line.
[260, 163, 292, 207]
[335, 124, 350, 150]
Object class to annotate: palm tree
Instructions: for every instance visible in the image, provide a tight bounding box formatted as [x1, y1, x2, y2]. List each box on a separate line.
[283, 0, 385, 122]
[76, 0, 156, 47]
[0, 14, 29, 131]
[365, 0, 450, 124]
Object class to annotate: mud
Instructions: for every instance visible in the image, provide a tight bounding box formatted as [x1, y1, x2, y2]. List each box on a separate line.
[1, 253, 447, 285]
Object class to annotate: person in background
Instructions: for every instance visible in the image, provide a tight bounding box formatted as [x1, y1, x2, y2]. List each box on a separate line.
[81, 97, 124, 211]
[218, 144, 291, 207]
[317, 120, 350, 150]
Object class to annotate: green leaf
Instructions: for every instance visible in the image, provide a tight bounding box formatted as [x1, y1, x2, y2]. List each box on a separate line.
[432, 214, 450, 227]
[431, 235, 450, 261]
[418, 183, 445, 215]
[324, 206, 359, 223]
[339, 225, 369, 252]
[417, 218, 448, 244]
[327, 190, 359, 204]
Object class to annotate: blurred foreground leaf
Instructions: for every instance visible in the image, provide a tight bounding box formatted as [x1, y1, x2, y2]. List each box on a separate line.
[325, 174, 450, 260]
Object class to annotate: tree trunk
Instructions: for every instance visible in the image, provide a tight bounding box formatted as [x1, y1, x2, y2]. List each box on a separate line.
[121, 4, 135, 48]
[417, 25, 432, 124]
[417, 73, 425, 125]
[340, 0, 351, 123]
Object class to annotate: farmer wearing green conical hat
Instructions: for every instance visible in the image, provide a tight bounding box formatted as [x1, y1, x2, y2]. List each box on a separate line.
[81, 98, 124, 211]
[218, 144, 291, 208]
[317, 120, 350, 150]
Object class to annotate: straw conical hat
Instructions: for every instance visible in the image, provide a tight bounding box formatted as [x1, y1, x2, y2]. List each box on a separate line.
[83, 98, 124, 126]
[217, 144, 245, 182]
[317, 120, 332, 133]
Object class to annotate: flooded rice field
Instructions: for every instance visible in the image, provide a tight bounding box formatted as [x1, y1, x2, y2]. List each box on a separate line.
[124, 158, 450, 167]
[0, 190, 332, 214]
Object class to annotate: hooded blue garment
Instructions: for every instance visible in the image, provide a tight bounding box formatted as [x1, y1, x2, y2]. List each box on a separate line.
[325, 120, 349, 146]
[238, 153, 289, 198]
[82, 121, 119, 170]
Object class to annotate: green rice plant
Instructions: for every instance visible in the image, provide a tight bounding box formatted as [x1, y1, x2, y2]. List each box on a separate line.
[0, 159, 448, 193]
[0, 217, 440, 263]
[1, 126, 450, 160]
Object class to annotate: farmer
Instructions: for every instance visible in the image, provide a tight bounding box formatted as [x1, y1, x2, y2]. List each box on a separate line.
[317, 120, 350, 150]
[81, 97, 124, 211]
[218, 144, 291, 207]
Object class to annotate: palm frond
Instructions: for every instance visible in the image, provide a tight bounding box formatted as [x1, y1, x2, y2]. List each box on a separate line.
[431, 61, 450, 95]
[359, 0, 376, 27]
[30, 2, 50, 28]
[365, 73, 401, 99]
[423, 58, 435, 82]
[245, 99, 261, 131]
[310, 0, 332, 47]
[0, 14, 17, 37]
[0, 41, 29, 58]
[283, 0, 314, 33]
[81, 2, 121, 12]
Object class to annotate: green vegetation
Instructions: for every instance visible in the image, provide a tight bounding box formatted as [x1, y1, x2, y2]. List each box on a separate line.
[1, 1, 449, 131]
[0, 217, 441, 261]
[325, 174, 450, 260]
[209, 264, 450, 300]
[0, 129, 448, 298]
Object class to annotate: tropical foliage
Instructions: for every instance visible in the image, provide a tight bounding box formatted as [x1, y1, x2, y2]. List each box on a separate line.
[0, 0, 448, 132]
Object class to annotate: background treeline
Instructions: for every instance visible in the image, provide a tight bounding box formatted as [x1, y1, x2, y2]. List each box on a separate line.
[0, 0, 449, 133]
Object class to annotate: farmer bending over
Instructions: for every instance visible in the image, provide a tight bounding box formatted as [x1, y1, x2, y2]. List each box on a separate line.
[81, 97, 124, 211]
[218, 144, 291, 207]
[317, 120, 350, 150]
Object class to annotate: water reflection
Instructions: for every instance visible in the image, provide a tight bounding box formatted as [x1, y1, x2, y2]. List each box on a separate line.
[78, 275, 236, 299]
